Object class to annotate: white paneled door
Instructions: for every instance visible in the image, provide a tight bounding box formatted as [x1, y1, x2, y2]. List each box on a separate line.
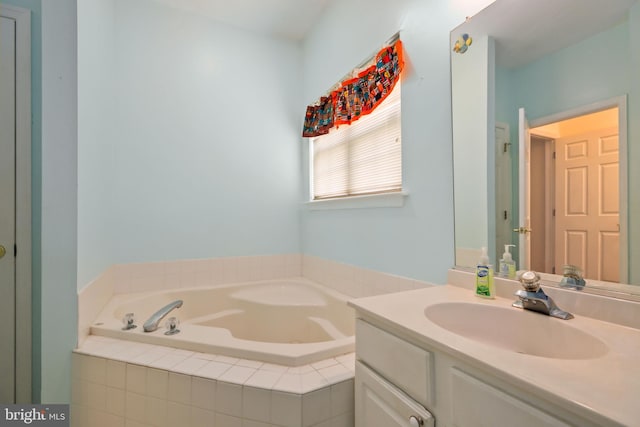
[518, 108, 531, 269]
[0, 13, 17, 403]
[555, 129, 620, 282]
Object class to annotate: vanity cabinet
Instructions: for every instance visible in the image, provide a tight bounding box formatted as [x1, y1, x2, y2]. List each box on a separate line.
[354, 318, 597, 427]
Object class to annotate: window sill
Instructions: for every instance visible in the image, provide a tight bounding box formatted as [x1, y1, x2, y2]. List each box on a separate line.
[305, 191, 408, 210]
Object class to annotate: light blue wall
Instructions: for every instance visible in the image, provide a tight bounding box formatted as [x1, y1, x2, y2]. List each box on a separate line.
[40, 0, 77, 403]
[76, 0, 303, 288]
[300, 0, 467, 284]
[77, 0, 116, 288]
[510, 21, 630, 121]
[496, 17, 639, 282]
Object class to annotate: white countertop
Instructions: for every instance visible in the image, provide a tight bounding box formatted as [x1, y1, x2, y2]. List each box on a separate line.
[349, 285, 640, 427]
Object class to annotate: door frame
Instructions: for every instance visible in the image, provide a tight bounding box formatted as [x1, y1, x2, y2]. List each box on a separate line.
[528, 96, 628, 284]
[1, 3, 31, 403]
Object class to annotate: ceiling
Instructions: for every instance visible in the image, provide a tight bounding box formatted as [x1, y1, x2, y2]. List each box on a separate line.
[149, 0, 331, 40]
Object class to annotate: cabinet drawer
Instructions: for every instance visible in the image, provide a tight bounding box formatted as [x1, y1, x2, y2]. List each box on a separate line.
[356, 319, 434, 407]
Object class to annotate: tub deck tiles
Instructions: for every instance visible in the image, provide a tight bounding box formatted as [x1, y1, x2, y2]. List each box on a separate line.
[75, 335, 355, 394]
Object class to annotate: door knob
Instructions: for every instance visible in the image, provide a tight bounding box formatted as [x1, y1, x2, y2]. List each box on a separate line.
[513, 227, 532, 234]
[0, 245, 5, 259]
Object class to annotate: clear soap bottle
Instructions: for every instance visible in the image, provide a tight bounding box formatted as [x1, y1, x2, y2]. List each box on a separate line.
[498, 244, 516, 279]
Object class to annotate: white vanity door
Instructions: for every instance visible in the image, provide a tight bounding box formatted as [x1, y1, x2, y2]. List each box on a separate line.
[451, 368, 572, 427]
[355, 361, 434, 427]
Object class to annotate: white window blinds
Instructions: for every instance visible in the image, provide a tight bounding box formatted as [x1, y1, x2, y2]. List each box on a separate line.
[312, 81, 401, 200]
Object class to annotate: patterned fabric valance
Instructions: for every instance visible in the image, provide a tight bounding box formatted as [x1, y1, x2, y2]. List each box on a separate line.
[302, 39, 404, 138]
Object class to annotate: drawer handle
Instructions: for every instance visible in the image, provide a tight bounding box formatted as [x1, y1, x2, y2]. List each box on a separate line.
[409, 415, 424, 426]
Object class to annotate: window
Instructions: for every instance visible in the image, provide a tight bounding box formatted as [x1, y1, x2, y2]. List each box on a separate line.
[311, 80, 401, 200]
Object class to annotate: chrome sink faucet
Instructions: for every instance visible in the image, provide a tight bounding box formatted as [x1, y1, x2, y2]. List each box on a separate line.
[512, 271, 573, 320]
[143, 300, 183, 332]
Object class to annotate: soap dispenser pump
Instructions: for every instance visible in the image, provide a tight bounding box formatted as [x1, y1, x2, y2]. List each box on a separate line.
[498, 244, 516, 279]
[475, 247, 495, 298]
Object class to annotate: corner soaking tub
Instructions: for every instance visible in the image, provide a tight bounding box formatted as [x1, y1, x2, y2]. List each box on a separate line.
[90, 278, 354, 366]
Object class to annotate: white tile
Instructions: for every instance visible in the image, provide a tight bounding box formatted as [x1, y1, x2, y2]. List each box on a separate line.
[242, 386, 271, 422]
[330, 380, 354, 416]
[146, 368, 168, 400]
[216, 381, 243, 417]
[145, 396, 168, 427]
[126, 364, 147, 394]
[274, 373, 303, 394]
[195, 361, 233, 380]
[300, 370, 329, 393]
[106, 387, 125, 416]
[84, 355, 107, 384]
[259, 363, 289, 374]
[215, 354, 240, 365]
[311, 358, 339, 371]
[222, 257, 239, 283]
[125, 391, 146, 423]
[215, 412, 242, 427]
[242, 419, 272, 427]
[172, 356, 209, 375]
[191, 376, 216, 411]
[331, 411, 354, 427]
[286, 365, 314, 375]
[117, 342, 155, 361]
[130, 347, 171, 366]
[209, 258, 225, 285]
[149, 352, 190, 370]
[191, 352, 217, 361]
[317, 364, 352, 384]
[191, 407, 215, 427]
[167, 401, 191, 427]
[71, 379, 86, 405]
[303, 387, 332, 427]
[219, 365, 257, 384]
[107, 360, 126, 389]
[70, 404, 87, 427]
[271, 391, 302, 427]
[170, 349, 196, 357]
[236, 358, 263, 369]
[96, 411, 125, 427]
[261, 255, 284, 279]
[167, 372, 191, 404]
[335, 353, 355, 370]
[244, 370, 284, 390]
[71, 353, 83, 380]
[86, 382, 107, 411]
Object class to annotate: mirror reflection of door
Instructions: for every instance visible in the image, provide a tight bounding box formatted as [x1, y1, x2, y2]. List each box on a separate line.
[528, 108, 620, 282]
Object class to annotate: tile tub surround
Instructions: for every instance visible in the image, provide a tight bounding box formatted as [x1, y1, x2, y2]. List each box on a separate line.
[72, 336, 355, 427]
[78, 254, 434, 346]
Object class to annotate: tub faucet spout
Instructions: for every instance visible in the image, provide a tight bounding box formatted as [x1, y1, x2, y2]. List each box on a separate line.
[143, 300, 183, 332]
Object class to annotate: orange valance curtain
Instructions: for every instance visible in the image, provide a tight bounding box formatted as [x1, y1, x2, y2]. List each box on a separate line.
[302, 39, 404, 138]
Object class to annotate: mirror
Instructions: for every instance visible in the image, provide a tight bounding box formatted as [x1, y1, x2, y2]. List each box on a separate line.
[451, 0, 640, 296]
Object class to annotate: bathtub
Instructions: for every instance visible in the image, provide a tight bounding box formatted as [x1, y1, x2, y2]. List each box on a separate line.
[90, 278, 355, 366]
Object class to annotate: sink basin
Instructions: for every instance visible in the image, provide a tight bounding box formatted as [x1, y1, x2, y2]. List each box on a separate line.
[424, 302, 608, 359]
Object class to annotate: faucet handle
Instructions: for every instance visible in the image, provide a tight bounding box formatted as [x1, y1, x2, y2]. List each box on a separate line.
[519, 271, 541, 292]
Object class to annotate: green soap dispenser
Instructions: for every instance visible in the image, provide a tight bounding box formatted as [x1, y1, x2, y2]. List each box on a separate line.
[475, 247, 495, 298]
[498, 244, 516, 279]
